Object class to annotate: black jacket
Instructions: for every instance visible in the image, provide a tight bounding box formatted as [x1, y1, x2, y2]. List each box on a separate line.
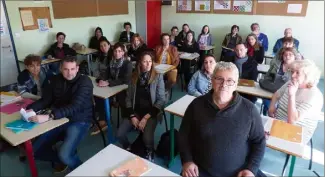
[251, 46, 265, 64]
[89, 36, 108, 50]
[176, 30, 195, 47]
[45, 42, 76, 59]
[179, 91, 265, 177]
[179, 42, 200, 53]
[119, 31, 134, 43]
[27, 73, 94, 123]
[242, 57, 258, 81]
[96, 59, 133, 108]
[128, 44, 147, 61]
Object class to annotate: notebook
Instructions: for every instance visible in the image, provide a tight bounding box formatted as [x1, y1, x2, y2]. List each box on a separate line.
[5, 119, 38, 134]
[0, 98, 34, 114]
[238, 79, 255, 87]
[270, 119, 302, 143]
[109, 157, 151, 177]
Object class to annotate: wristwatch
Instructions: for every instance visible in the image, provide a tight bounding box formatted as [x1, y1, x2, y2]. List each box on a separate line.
[49, 113, 55, 120]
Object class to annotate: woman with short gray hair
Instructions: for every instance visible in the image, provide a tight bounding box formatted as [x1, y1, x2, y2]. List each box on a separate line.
[268, 59, 323, 143]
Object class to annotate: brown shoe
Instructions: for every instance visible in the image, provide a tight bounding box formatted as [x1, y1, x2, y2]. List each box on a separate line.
[90, 121, 108, 136]
[53, 163, 68, 174]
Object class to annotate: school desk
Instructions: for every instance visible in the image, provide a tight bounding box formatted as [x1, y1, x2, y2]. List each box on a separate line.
[0, 112, 69, 177]
[90, 77, 128, 144]
[236, 81, 273, 99]
[66, 144, 180, 176]
[154, 63, 176, 74]
[200, 45, 214, 55]
[257, 64, 270, 74]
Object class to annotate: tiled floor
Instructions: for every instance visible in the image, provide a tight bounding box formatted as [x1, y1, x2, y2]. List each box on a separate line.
[1, 79, 324, 176]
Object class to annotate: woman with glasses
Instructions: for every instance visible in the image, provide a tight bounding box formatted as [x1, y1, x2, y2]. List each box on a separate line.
[187, 55, 216, 97]
[269, 59, 323, 143]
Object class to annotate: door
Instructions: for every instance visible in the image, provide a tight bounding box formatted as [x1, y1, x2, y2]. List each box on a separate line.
[1, 1, 19, 87]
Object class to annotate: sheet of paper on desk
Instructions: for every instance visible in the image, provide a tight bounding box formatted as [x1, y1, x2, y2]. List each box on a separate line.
[270, 119, 302, 143]
[1, 92, 21, 107]
[0, 98, 34, 114]
[179, 53, 191, 58]
[155, 64, 171, 71]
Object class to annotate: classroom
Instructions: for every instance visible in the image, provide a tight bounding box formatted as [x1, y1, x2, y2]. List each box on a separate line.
[0, 0, 324, 177]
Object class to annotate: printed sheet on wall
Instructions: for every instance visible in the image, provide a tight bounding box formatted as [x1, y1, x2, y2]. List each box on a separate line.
[178, 0, 192, 11]
[195, 0, 210, 11]
[233, 0, 253, 12]
[258, 0, 285, 3]
[214, 0, 231, 10]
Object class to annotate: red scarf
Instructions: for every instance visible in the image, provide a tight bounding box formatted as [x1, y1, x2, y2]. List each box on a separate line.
[247, 46, 254, 57]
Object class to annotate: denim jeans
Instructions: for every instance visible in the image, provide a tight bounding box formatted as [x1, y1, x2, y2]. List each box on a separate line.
[262, 99, 271, 116]
[33, 121, 91, 170]
[116, 118, 157, 150]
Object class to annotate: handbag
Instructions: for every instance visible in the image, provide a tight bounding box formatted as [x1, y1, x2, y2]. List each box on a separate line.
[259, 73, 289, 93]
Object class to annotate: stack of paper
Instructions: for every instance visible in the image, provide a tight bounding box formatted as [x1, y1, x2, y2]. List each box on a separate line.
[0, 92, 22, 107]
[109, 157, 151, 177]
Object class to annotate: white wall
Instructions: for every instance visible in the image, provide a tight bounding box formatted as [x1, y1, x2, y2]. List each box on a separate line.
[162, 1, 324, 76]
[6, 1, 136, 60]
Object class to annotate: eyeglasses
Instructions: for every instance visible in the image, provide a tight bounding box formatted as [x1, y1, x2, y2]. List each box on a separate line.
[213, 77, 236, 86]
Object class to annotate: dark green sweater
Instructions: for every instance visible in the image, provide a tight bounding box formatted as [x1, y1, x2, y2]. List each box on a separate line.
[179, 91, 266, 177]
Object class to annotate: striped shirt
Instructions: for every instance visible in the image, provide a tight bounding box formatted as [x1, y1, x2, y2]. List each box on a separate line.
[275, 82, 323, 143]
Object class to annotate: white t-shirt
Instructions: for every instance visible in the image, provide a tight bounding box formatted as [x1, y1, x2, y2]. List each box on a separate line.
[161, 50, 168, 64]
[275, 81, 323, 143]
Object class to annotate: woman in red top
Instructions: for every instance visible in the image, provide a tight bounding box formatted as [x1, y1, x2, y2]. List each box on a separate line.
[246, 33, 264, 64]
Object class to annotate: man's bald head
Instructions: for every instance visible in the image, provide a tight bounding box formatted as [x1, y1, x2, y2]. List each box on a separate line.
[284, 28, 292, 38]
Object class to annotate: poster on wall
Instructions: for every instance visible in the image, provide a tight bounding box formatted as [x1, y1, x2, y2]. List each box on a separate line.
[258, 0, 285, 3]
[0, 20, 5, 36]
[195, 0, 210, 11]
[20, 10, 34, 26]
[214, 0, 231, 10]
[233, 0, 253, 12]
[37, 19, 49, 32]
[177, 0, 192, 11]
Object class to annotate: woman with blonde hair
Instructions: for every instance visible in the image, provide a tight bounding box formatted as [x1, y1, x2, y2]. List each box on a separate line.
[128, 33, 147, 61]
[268, 59, 323, 143]
[246, 33, 264, 64]
[116, 51, 165, 162]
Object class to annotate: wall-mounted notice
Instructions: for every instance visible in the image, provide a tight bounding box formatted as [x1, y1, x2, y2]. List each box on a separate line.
[178, 0, 192, 11]
[20, 10, 34, 26]
[195, 0, 210, 11]
[214, 0, 231, 10]
[258, 0, 285, 3]
[233, 0, 253, 13]
[37, 19, 49, 32]
[287, 4, 302, 14]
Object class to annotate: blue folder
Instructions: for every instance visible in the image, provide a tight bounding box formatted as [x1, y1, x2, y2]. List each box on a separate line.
[5, 119, 38, 134]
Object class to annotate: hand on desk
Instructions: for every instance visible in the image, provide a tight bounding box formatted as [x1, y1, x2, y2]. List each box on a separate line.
[47, 55, 53, 59]
[98, 80, 109, 87]
[182, 162, 199, 177]
[30, 115, 49, 123]
[237, 169, 254, 177]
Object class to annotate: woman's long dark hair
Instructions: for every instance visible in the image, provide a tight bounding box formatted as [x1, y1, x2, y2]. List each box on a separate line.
[132, 51, 157, 85]
[98, 38, 111, 62]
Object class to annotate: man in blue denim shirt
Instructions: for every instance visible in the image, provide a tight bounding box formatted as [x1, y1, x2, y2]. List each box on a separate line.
[251, 23, 269, 52]
[273, 28, 300, 53]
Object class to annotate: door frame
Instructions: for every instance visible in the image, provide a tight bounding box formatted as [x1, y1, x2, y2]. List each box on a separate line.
[2, 0, 20, 73]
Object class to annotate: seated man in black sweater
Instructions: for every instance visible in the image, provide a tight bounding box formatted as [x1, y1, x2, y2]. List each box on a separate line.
[179, 61, 266, 177]
[27, 56, 93, 172]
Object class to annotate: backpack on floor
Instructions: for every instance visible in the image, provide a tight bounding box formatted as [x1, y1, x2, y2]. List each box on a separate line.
[156, 114, 180, 160]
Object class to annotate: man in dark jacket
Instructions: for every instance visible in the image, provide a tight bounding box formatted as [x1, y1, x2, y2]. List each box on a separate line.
[179, 61, 266, 177]
[119, 22, 134, 43]
[27, 56, 93, 172]
[45, 32, 76, 74]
